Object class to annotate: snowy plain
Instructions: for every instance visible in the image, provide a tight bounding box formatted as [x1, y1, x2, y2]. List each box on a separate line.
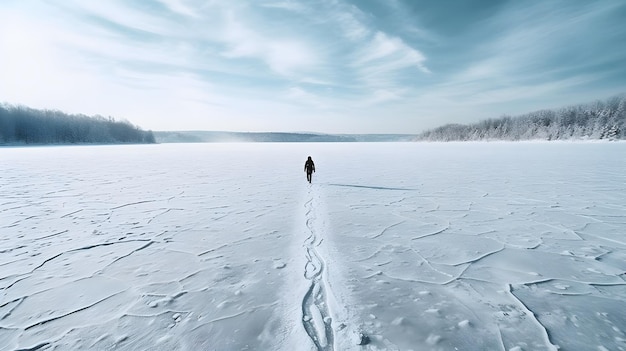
[1, 142, 625, 351]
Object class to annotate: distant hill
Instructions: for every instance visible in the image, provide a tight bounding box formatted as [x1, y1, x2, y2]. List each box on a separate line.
[154, 131, 416, 143]
[415, 95, 626, 141]
[0, 104, 155, 145]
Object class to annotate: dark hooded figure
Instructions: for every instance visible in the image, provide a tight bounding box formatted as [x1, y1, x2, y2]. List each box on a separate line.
[304, 156, 315, 183]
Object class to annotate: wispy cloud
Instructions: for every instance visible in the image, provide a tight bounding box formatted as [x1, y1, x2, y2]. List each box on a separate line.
[331, 4, 371, 41]
[218, 11, 319, 77]
[403, 1, 626, 121]
[259, 0, 308, 13]
[357, 31, 429, 73]
[155, 0, 198, 18]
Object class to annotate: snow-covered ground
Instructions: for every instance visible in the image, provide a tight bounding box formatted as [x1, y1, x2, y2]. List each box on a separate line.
[1, 142, 625, 351]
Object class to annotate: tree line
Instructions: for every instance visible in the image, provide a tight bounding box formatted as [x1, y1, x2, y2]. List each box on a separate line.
[0, 104, 155, 145]
[416, 95, 625, 141]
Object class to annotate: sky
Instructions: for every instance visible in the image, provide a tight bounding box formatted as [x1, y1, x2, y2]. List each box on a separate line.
[1, 0, 626, 133]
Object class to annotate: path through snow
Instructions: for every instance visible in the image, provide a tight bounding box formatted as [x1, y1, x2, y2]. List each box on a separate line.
[301, 185, 334, 350]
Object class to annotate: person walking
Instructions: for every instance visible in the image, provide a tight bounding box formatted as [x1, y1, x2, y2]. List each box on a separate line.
[304, 156, 315, 183]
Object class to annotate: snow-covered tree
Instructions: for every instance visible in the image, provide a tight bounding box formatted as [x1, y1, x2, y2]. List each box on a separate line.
[416, 95, 626, 141]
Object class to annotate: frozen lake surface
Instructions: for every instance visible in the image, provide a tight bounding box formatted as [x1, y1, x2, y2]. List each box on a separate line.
[1, 142, 625, 351]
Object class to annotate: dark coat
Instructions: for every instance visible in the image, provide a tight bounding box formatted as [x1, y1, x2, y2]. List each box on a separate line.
[304, 159, 315, 174]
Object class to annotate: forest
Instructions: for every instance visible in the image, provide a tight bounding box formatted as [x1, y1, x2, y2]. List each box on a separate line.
[0, 104, 155, 145]
[416, 95, 625, 141]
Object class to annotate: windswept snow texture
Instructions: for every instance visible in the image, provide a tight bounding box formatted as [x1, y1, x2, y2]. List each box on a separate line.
[1, 142, 625, 351]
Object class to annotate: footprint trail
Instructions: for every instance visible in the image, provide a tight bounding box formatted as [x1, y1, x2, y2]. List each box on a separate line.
[302, 185, 335, 351]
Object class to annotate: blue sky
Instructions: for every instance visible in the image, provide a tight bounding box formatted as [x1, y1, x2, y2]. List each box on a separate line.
[1, 0, 625, 133]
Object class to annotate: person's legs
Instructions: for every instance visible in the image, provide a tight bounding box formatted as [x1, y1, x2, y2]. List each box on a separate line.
[307, 172, 312, 183]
